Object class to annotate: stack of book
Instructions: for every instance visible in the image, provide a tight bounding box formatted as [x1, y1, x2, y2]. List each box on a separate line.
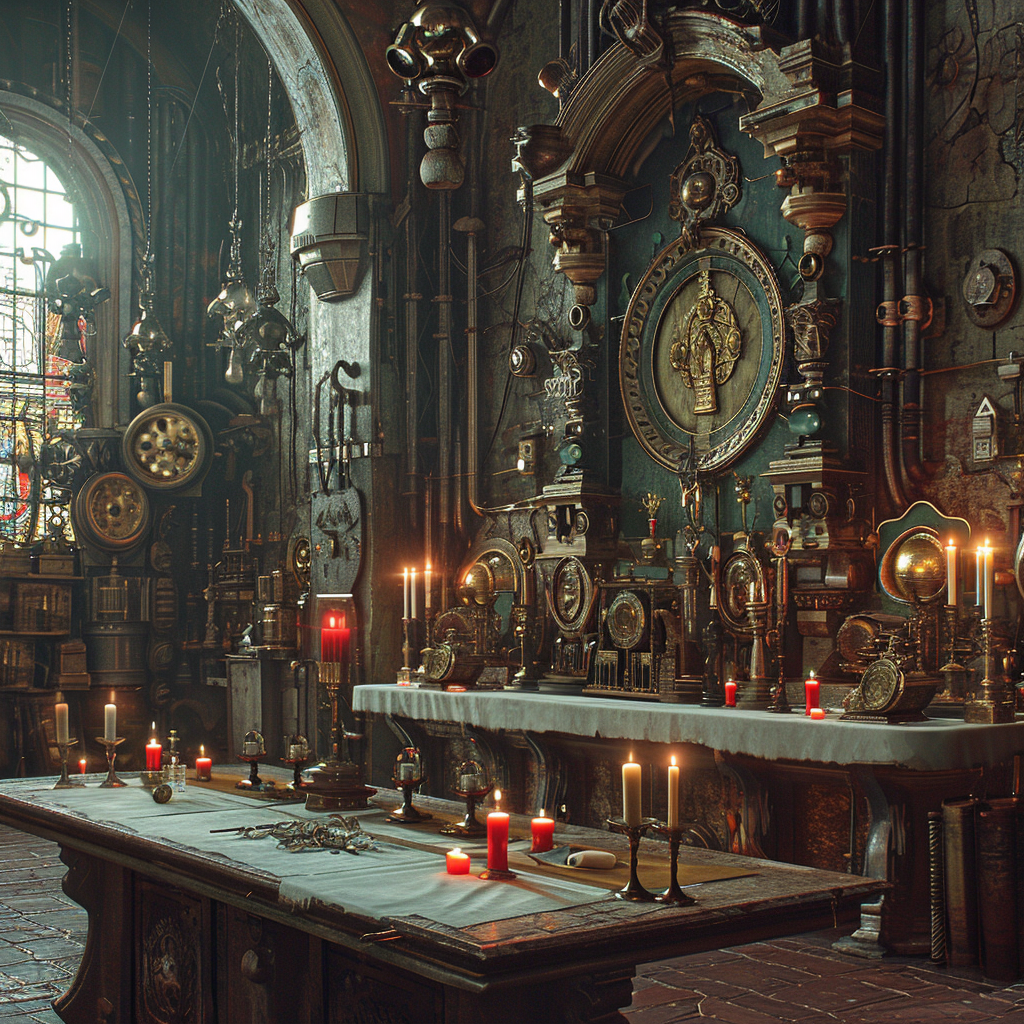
[943, 796, 1023, 982]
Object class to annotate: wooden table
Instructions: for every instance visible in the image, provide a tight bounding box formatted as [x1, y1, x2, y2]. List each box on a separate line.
[0, 775, 883, 1024]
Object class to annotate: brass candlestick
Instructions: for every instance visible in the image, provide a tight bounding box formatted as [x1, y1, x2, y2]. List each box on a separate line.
[650, 822, 697, 905]
[965, 618, 1016, 723]
[282, 752, 309, 791]
[96, 737, 127, 788]
[389, 747, 432, 823]
[607, 817, 658, 902]
[53, 739, 77, 789]
[936, 604, 967, 703]
[741, 595, 773, 710]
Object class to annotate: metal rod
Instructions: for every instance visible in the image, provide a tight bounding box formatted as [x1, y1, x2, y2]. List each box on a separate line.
[403, 93, 420, 529]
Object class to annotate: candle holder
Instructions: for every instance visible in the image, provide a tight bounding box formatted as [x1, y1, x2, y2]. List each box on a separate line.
[441, 781, 493, 838]
[649, 822, 697, 905]
[388, 747, 432, 823]
[479, 864, 517, 881]
[282, 736, 310, 792]
[52, 739, 78, 789]
[935, 604, 968, 703]
[96, 737, 127, 788]
[236, 753, 264, 790]
[607, 817, 658, 902]
[965, 618, 1016, 723]
[740, 596, 773, 710]
[304, 662, 376, 811]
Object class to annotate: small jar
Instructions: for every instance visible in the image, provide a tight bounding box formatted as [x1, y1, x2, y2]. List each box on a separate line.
[165, 762, 187, 793]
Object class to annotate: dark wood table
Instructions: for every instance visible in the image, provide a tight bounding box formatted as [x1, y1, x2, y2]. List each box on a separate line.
[0, 776, 884, 1024]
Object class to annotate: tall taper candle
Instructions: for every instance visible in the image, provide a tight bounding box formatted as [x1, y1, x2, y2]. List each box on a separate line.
[104, 701, 117, 742]
[945, 539, 957, 606]
[425, 562, 432, 611]
[622, 758, 642, 827]
[411, 567, 418, 619]
[982, 544, 994, 620]
[55, 703, 69, 745]
[667, 756, 679, 829]
[403, 568, 409, 619]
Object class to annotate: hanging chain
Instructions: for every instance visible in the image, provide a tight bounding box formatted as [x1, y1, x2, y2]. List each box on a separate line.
[226, 8, 242, 280]
[65, 0, 74, 164]
[266, 58, 273, 241]
[146, 0, 153, 258]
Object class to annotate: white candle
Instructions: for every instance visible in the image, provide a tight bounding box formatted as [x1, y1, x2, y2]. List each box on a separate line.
[55, 703, 69, 745]
[622, 759, 642, 827]
[982, 544, 994, 620]
[411, 568, 418, 620]
[104, 702, 117, 742]
[425, 562, 432, 611]
[403, 568, 409, 620]
[976, 542, 985, 599]
[945, 540, 957, 606]
[667, 756, 679, 829]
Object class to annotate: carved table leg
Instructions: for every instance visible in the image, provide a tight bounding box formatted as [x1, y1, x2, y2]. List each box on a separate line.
[53, 846, 131, 1024]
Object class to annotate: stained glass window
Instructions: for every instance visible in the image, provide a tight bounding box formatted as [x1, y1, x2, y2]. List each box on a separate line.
[0, 135, 82, 545]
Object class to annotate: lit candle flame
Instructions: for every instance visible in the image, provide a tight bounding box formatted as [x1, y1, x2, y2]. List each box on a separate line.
[200, 744, 205, 757]
[809, 669, 815, 680]
[452, 847, 461, 855]
[110, 690, 115, 704]
[670, 755, 677, 767]
[494, 788, 502, 805]
[540, 808, 546, 817]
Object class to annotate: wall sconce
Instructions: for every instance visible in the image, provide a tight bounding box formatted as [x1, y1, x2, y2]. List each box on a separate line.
[290, 192, 370, 301]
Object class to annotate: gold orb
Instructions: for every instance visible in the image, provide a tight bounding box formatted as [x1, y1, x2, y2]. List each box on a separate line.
[893, 532, 945, 603]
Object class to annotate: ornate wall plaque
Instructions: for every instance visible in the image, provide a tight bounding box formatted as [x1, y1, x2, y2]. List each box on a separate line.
[619, 227, 785, 473]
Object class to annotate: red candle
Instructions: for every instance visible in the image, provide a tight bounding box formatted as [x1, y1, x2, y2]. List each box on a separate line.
[446, 848, 470, 874]
[79, 759, 87, 775]
[146, 739, 162, 771]
[195, 745, 212, 781]
[724, 680, 737, 707]
[809, 707, 827, 720]
[804, 671, 820, 716]
[487, 790, 510, 872]
[531, 811, 555, 853]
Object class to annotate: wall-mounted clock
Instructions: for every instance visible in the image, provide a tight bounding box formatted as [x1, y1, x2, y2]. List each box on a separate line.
[619, 227, 785, 472]
[72, 471, 151, 551]
[122, 403, 214, 492]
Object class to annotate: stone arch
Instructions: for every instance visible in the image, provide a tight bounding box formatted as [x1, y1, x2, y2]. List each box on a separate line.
[233, 0, 389, 196]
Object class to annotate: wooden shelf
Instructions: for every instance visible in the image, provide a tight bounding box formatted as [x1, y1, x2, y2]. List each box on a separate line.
[0, 630, 71, 638]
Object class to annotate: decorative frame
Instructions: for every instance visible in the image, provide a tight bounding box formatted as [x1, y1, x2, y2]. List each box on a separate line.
[619, 226, 785, 473]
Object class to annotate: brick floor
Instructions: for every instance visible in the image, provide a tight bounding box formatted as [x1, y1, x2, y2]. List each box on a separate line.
[0, 824, 1021, 1022]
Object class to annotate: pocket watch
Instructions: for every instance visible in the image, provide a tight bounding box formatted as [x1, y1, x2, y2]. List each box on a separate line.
[841, 634, 939, 723]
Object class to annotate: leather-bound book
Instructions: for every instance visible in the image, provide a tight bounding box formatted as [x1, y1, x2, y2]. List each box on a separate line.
[942, 798, 978, 967]
[976, 798, 1019, 983]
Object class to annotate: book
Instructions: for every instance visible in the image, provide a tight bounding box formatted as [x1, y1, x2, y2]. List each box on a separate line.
[975, 798, 1019, 983]
[942, 798, 978, 967]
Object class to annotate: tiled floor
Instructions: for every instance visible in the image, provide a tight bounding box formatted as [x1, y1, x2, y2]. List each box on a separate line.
[0, 823, 1020, 1023]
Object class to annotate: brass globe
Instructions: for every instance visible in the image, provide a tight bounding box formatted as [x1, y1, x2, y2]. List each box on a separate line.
[893, 532, 945, 603]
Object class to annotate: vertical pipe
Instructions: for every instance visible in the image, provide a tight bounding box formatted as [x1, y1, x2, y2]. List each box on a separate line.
[560, 0, 571, 61]
[403, 98, 420, 529]
[586, 0, 597, 71]
[798, 0, 812, 39]
[880, 0, 906, 508]
[901, 0, 928, 489]
[455, 218, 485, 514]
[437, 189, 452, 552]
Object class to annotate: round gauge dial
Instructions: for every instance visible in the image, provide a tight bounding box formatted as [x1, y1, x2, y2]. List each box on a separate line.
[122, 403, 213, 491]
[72, 472, 151, 551]
[606, 590, 645, 649]
[858, 659, 902, 711]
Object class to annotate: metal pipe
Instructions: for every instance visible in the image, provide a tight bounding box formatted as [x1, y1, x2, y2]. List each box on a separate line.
[880, 0, 907, 508]
[560, 0, 572, 60]
[901, 0, 930, 489]
[437, 190, 452, 546]
[403, 95, 420, 528]
[798, 0, 812, 38]
[455, 217, 485, 514]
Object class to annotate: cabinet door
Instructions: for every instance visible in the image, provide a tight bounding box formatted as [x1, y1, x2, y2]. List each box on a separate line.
[133, 877, 212, 1024]
[216, 905, 323, 1024]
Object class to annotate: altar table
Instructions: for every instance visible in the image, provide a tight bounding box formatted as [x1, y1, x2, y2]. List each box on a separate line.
[0, 775, 883, 1024]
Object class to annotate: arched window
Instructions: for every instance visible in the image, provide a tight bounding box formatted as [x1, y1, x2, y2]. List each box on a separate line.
[0, 134, 87, 544]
